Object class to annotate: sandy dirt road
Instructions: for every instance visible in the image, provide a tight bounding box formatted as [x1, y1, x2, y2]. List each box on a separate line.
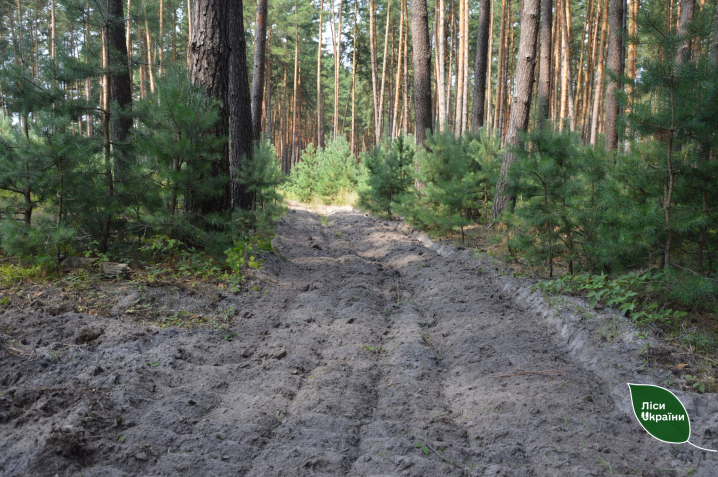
[1, 205, 716, 476]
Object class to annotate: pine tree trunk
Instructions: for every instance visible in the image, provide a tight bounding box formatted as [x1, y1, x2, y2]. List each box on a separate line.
[190, 0, 231, 215]
[392, 0, 405, 139]
[558, 0, 567, 126]
[502, 1, 515, 140]
[229, 0, 254, 209]
[563, 0, 576, 130]
[492, 0, 541, 218]
[126, 0, 133, 85]
[379, 2, 392, 141]
[454, 0, 464, 136]
[461, 0, 469, 134]
[33, 1, 39, 81]
[485, 0, 494, 130]
[369, 0, 380, 145]
[590, 0, 609, 145]
[50, 0, 56, 59]
[266, 27, 273, 141]
[581, 0, 600, 138]
[297, 65, 302, 164]
[100, 25, 113, 251]
[471, 0, 491, 131]
[187, 0, 192, 69]
[438, 0, 447, 130]
[494, 0, 508, 133]
[318, 0, 324, 148]
[333, 0, 344, 139]
[173, 4, 177, 62]
[251, 0, 268, 140]
[624, 0, 638, 143]
[282, 65, 288, 172]
[551, 6, 560, 122]
[145, 12, 156, 93]
[574, 0, 592, 131]
[140, 31, 147, 99]
[403, 4, 409, 132]
[108, 0, 133, 174]
[558, 0, 575, 130]
[292, 0, 299, 161]
[448, 0, 455, 125]
[351, 0, 358, 153]
[604, 0, 623, 151]
[676, 0, 694, 63]
[159, 0, 164, 75]
[538, 0, 553, 123]
[85, 4, 93, 136]
[410, 0, 433, 149]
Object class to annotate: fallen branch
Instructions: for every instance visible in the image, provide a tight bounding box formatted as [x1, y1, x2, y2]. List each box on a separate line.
[423, 441, 460, 468]
[7, 346, 33, 356]
[494, 369, 566, 378]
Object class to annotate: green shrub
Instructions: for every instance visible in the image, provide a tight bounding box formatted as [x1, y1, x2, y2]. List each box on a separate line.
[396, 130, 484, 242]
[505, 127, 583, 276]
[358, 135, 415, 218]
[233, 140, 286, 231]
[287, 137, 360, 203]
[0, 219, 76, 269]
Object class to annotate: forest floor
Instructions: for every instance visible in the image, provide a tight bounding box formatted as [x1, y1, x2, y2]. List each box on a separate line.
[1, 203, 717, 476]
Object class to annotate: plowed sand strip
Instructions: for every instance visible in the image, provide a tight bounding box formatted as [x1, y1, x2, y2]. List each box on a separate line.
[1, 204, 713, 477]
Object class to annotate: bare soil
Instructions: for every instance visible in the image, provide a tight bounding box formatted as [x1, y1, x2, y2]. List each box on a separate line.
[1, 204, 717, 476]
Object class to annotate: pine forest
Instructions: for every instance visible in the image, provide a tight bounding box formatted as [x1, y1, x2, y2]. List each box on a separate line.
[1, 0, 718, 473]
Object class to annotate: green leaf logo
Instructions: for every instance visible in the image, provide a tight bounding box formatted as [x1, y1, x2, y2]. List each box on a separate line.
[628, 383, 715, 452]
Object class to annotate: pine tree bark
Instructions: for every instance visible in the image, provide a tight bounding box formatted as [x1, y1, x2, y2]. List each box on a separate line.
[438, 0, 447, 130]
[485, 0, 494, 129]
[581, 0, 600, 137]
[292, 0, 299, 161]
[461, 0, 469, 134]
[471, 0, 491, 131]
[538, 0, 553, 123]
[351, 0, 358, 153]
[187, 0, 192, 68]
[85, 4, 93, 136]
[410, 0, 433, 149]
[492, 0, 541, 218]
[391, 0, 405, 139]
[144, 11, 156, 93]
[624, 0, 638, 142]
[551, 6, 560, 122]
[229, 0, 253, 209]
[494, 0, 509, 136]
[108, 0, 133, 174]
[50, 0, 56, 59]
[590, 0, 609, 145]
[574, 0, 592, 131]
[333, 0, 344, 139]
[563, 0, 576, 130]
[100, 25, 113, 251]
[558, 0, 575, 130]
[604, 0, 623, 151]
[251, 0, 268, 140]
[402, 4, 409, 132]
[369, 0, 380, 144]
[318, 0, 324, 147]
[190, 0, 231, 215]
[378, 2, 392, 141]
[126, 0, 132, 81]
[676, 0, 694, 63]
[453, 0, 464, 135]
[159, 0, 164, 75]
[266, 27, 273, 141]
